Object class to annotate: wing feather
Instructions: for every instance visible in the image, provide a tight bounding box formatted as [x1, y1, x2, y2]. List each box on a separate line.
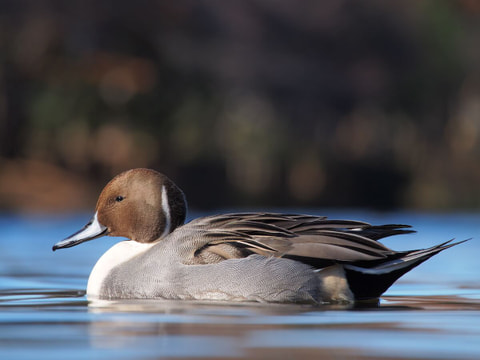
[186, 212, 413, 268]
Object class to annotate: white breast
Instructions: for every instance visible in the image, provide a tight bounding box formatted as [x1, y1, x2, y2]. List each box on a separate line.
[87, 241, 156, 298]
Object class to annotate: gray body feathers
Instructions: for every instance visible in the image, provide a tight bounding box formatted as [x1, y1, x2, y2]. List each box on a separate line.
[96, 213, 462, 303]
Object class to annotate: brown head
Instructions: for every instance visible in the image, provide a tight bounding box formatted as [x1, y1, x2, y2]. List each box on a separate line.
[53, 168, 187, 250]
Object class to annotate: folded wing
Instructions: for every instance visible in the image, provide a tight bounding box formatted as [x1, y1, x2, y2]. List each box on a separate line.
[187, 213, 415, 267]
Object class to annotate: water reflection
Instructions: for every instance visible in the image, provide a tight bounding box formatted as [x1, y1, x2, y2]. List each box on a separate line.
[1, 287, 480, 359]
[85, 293, 480, 359]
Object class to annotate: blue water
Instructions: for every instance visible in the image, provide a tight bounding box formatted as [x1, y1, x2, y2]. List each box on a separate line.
[1, 210, 480, 359]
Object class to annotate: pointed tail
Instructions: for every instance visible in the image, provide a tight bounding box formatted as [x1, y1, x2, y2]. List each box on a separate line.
[344, 239, 468, 300]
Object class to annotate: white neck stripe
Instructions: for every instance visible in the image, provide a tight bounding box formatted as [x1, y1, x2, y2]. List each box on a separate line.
[160, 185, 171, 238]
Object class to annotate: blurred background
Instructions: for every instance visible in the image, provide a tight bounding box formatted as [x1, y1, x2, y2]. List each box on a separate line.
[1, 0, 480, 213]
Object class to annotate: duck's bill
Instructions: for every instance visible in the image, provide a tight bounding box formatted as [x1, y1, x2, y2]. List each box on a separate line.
[52, 212, 108, 251]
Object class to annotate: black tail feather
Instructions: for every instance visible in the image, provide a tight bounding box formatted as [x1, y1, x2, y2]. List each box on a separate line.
[344, 239, 467, 300]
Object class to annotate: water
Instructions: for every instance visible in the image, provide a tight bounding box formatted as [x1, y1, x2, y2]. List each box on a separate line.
[1, 210, 479, 359]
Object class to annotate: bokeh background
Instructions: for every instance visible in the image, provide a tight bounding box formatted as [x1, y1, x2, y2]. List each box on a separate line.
[1, 0, 480, 213]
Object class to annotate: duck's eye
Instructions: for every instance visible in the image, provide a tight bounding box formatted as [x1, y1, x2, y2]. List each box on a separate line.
[115, 196, 124, 202]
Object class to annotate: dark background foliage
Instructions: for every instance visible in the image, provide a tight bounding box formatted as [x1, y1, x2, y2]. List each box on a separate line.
[1, 0, 480, 212]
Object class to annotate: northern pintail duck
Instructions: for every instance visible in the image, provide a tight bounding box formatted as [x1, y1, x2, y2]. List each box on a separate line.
[53, 168, 463, 304]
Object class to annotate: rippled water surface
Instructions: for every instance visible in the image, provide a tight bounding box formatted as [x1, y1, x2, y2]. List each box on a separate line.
[1, 211, 479, 359]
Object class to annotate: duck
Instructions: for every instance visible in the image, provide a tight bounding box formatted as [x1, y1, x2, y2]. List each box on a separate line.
[52, 168, 464, 304]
